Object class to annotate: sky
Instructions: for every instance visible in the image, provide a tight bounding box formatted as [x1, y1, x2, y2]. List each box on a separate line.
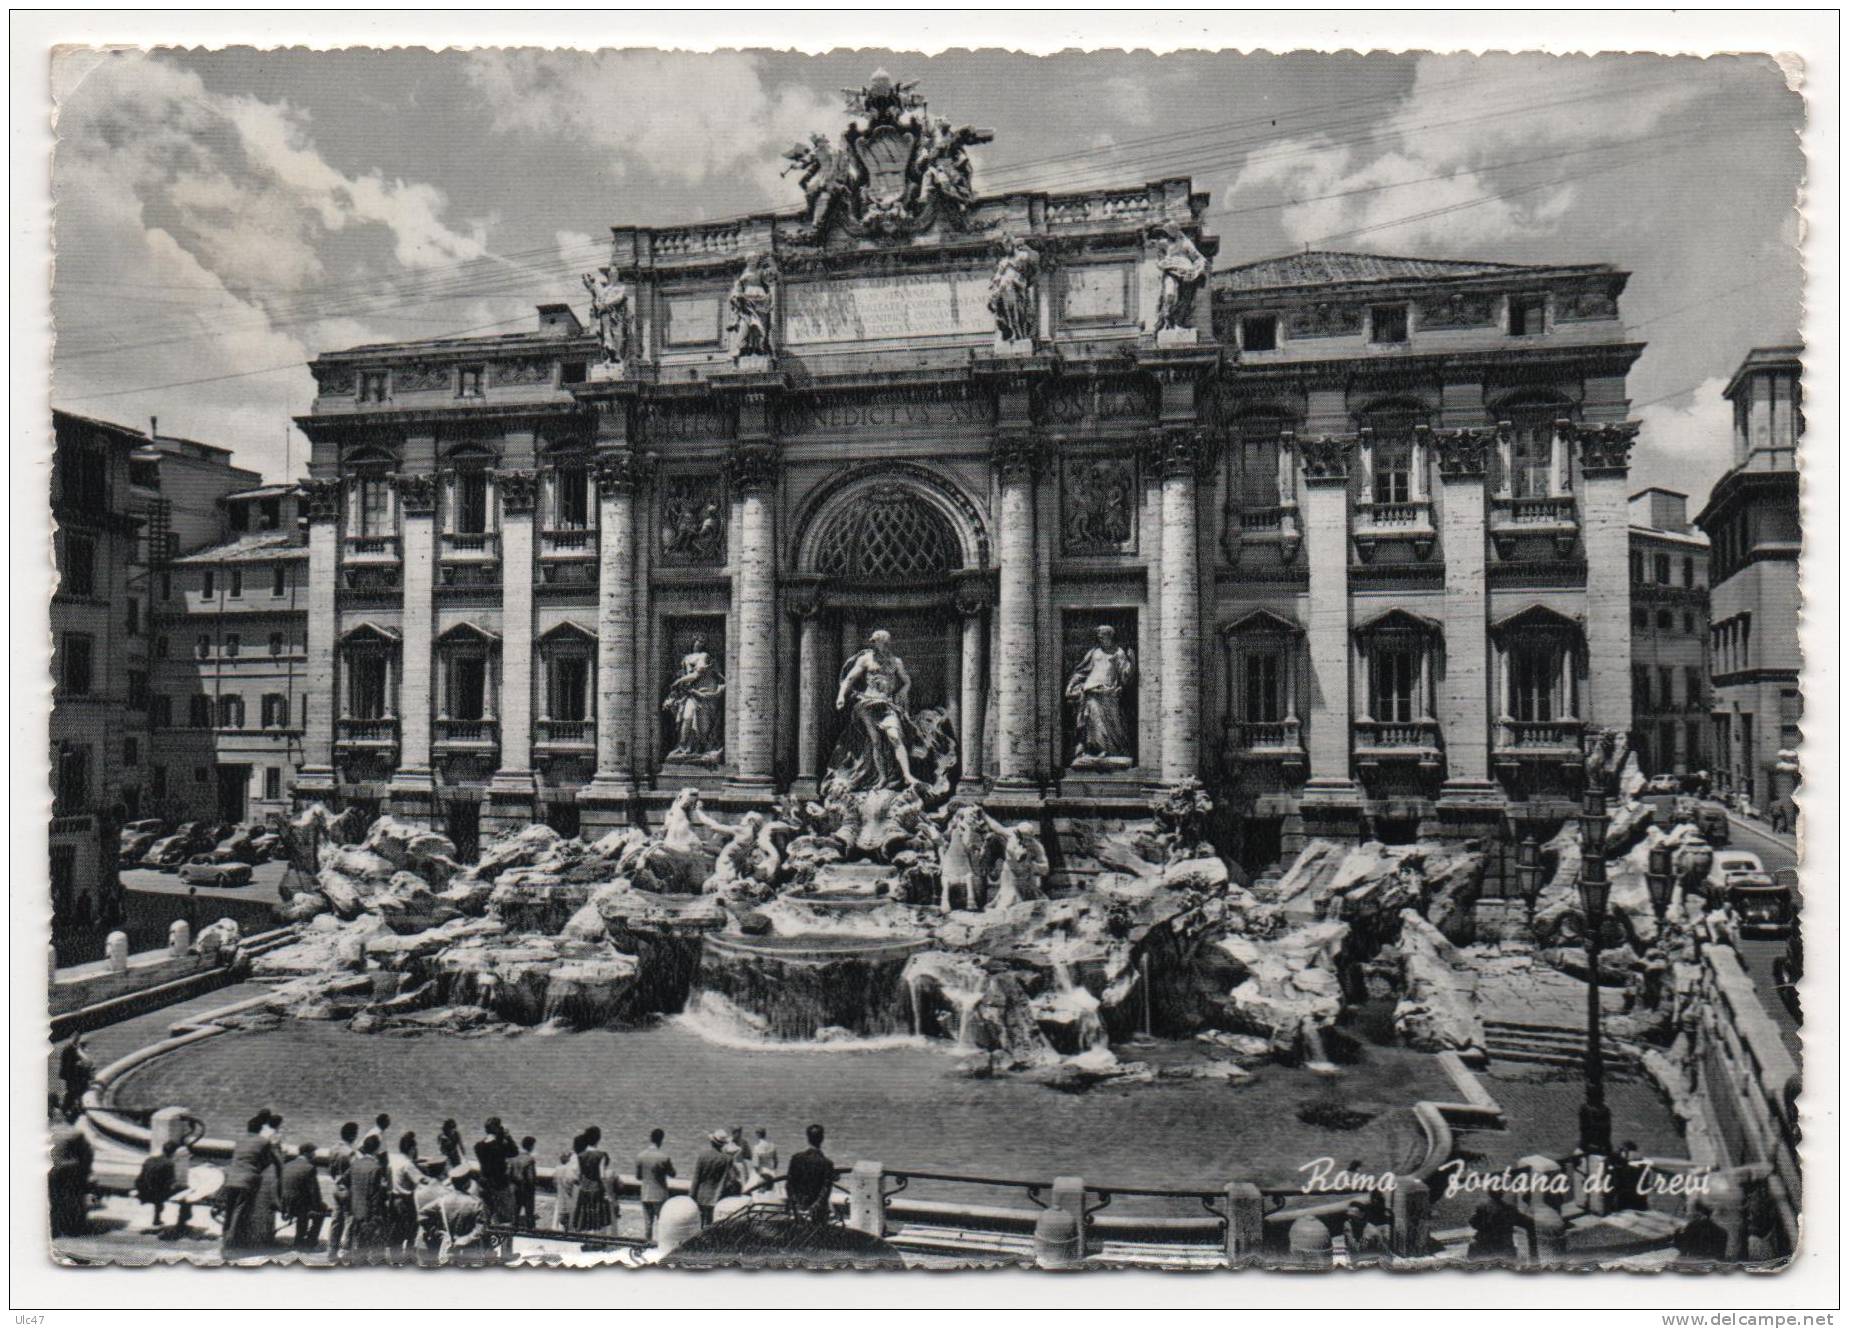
[48, 47, 1805, 505]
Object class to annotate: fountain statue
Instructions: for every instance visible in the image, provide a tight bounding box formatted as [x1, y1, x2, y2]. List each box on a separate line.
[662, 636, 725, 763]
[1064, 624, 1136, 768]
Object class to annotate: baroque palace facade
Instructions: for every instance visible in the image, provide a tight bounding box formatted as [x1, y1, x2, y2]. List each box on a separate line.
[294, 77, 1643, 871]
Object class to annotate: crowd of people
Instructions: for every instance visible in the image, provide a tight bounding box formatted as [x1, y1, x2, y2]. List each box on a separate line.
[53, 1085, 843, 1265]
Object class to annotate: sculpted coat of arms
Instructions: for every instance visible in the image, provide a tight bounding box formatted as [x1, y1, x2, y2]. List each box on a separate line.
[781, 70, 994, 241]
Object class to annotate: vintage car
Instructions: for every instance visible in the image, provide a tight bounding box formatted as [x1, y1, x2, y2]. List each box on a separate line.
[1643, 774, 1683, 795]
[145, 825, 205, 869]
[118, 819, 167, 865]
[1710, 851, 1791, 936]
[177, 856, 253, 888]
[214, 826, 266, 865]
[1693, 802, 1731, 846]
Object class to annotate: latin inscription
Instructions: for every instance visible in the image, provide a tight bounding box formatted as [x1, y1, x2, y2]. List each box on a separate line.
[784, 272, 992, 345]
[781, 387, 986, 434]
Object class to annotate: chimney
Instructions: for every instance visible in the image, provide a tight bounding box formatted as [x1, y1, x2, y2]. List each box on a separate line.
[148, 415, 158, 441]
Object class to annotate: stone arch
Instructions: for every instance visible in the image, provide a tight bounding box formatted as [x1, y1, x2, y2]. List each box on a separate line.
[793, 462, 991, 576]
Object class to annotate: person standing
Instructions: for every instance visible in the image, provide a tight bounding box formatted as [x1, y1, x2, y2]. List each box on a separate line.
[341, 1137, 389, 1265]
[509, 1136, 539, 1229]
[1674, 1200, 1731, 1266]
[785, 1123, 835, 1224]
[437, 1119, 465, 1171]
[386, 1131, 424, 1263]
[636, 1128, 675, 1239]
[48, 1098, 94, 1239]
[57, 1034, 95, 1116]
[281, 1144, 330, 1251]
[360, 1112, 391, 1152]
[219, 1113, 280, 1255]
[553, 1142, 581, 1230]
[571, 1126, 615, 1235]
[473, 1117, 518, 1260]
[135, 1141, 190, 1237]
[1466, 1188, 1534, 1262]
[325, 1121, 359, 1258]
[750, 1128, 779, 1187]
[691, 1130, 734, 1227]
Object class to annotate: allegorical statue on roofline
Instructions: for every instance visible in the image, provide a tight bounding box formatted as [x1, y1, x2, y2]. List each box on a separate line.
[781, 70, 993, 242]
[1150, 221, 1210, 335]
[581, 268, 631, 368]
[989, 232, 1041, 345]
[727, 252, 779, 361]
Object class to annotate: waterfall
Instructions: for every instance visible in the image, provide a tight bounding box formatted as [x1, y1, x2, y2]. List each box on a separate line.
[952, 990, 982, 1048]
[1139, 951, 1153, 1039]
[1051, 958, 1108, 1055]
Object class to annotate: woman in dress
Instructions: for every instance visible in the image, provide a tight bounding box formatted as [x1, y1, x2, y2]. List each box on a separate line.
[570, 1126, 614, 1235]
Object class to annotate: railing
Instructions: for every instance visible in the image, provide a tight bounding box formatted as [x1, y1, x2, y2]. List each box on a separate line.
[537, 718, 594, 746]
[654, 222, 745, 257]
[50, 814, 95, 836]
[442, 532, 499, 559]
[1229, 719, 1303, 751]
[1492, 495, 1578, 526]
[336, 717, 398, 746]
[1233, 504, 1286, 533]
[1496, 718, 1586, 751]
[1047, 191, 1155, 225]
[541, 528, 596, 555]
[1353, 719, 1441, 751]
[1355, 499, 1432, 529]
[344, 534, 400, 560]
[435, 718, 498, 745]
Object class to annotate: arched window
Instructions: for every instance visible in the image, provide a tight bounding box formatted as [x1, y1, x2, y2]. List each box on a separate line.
[815, 486, 962, 580]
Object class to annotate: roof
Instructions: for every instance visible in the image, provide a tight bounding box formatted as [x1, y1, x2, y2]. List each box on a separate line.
[224, 483, 304, 503]
[170, 532, 308, 565]
[1629, 524, 1710, 548]
[53, 408, 233, 458]
[320, 328, 590, 361]
[1723, 344, 1805, 401]
[1213, 249, 1606, 294]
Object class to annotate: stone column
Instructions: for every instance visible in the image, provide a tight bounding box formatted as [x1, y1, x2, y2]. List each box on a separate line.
[1435, 429, 1502, 805]
[788, 582, 824, 784]
[485, 469, 539, 831]
[387, 472, 438, 821]
[955, 577, 992, 784]
[728, 443, 779, 791]
[1297, 436, 1361, 807]
[577, 450, 648, 836]
[1145, 427, 1210, 783]
[294, 479, 341, 801]
[1579, 424, 1640, 726]
[991, 432, 1045, 791]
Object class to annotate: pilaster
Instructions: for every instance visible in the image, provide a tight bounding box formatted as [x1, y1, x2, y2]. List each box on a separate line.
[1297, 435, 1362, 810]
[578, 447, 650, 837]
[990, 429, 1049, 798]
[1433, 429, 1507, 825]
[295, 478, 341, 803]
[727, 441, 780, 792]
[386, 471, 438, 822]
[1579, 423, 1639, 727]
[1142, 425, 1214, 784]
[485, 468, 539, 831]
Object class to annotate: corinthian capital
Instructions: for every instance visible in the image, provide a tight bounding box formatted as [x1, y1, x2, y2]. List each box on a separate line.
[1296, 434, 1353, 481]
[394, 472, 438, 515]
[496, 469, 539, 513]
[1140, 425, 1214, 479]
[1574, 422, 1641, 476]
[726, 442, 780, 494]
[992, 429, 1050, 483]
[1432, 428, 1496, 479]
[302, 477, 342, 522]
[595, 449, 654, 496]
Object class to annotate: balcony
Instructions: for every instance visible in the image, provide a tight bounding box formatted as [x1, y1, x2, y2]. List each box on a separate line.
[1495, 717, 1586, 758]
[1489, 494, 1579, 557]
[541, 528, 597, 556]
[536, 718, 595, 752]
[1222, 719, 1307, 774]
[434, 718, 499, 750]
[344, 534, 401, 562]
[49, 813, 95, 837]
[336, 717, 399, 750]
[1352, 498, 1436, 561]
[1222, 502, 1301, 565]
[441, 531, 499, 561]
[1353, 718, 1444, 772]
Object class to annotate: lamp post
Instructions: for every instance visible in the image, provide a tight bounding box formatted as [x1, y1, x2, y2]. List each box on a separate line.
[1515, 833, 1541, 919]
[1575, 729, 1624, 1160]
[1646, 841, 1675, 923]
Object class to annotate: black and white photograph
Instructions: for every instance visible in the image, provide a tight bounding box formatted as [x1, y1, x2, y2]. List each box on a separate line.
[13, 10, 1838, 1319]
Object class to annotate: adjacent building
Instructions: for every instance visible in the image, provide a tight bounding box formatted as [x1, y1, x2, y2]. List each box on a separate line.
[289, 78, 1646, 877]
[1628, 488, 1710, 777]
[149, 484, 311, 825]
[1696, 346, 1803, 809]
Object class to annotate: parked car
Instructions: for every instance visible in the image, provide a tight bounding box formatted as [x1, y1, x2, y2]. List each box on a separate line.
[1693, 802, 1731, 846]
[1643, 774, 1682, 795]
[1708, 849, 1790, 936]
[118, 819, 166, 865]
[214, 827, 264, 865]
[145, 828, 198, 869]
[177, 856, 253, 888]
[249, 830, 285, 862]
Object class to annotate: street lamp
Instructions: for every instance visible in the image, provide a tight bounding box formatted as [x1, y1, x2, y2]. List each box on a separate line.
[1515, 834, 1541, 918]
[1646, 841, 1675, 922]
[1576, 739, 1621, 1160]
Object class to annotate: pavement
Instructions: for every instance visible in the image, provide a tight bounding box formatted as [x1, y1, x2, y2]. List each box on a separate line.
[121, 858, 290, 905]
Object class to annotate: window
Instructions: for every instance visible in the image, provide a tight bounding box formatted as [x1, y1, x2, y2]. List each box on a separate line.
[228, 568, 243, 598]
[1369, 304, 1409, 344]
[1655, 610, 1672, 631]
[1686, 667, 1704, 710]
[555, 464, 591, 530]
[129, 458, 160, 490]
[360, 370, 388, 403]
[264, 767, 282, 801]
[548, 654, 590, 722]
[123, 736, 139, 767]
[358, 475, 392, 536]
[1244, 651, 1283, 723]
[53, 744, 89, 817]
[1654, 554, 1671, 584]
[1508, 292, 1546, 336]
[264, 632, 281, 657]
[1633, 666, 1651, 711]
[229, 503, 249, 534]
[1630, 551, 1645, 585]
[201, 569, 215, 598]
[272, 562, 287, 596]
[156, 634, 169, 659]
[1682, 612, 1695, 635]
[127, 670, 148, 711]
[1685, 720, 1703, 765]
[150, 695, 172, 728]
[1511, 648, 1564, 722]
[189, 694, 213, 728]
[1371, 648, 1417, 722]
[262, 693, 289, 728]
[260, 497, 281, 530]
[160, 571, 172, 601]
[454, 470, 490, 534]
[126, 597, 141, 636]
[196, 634, 212, 659]
[1632, 607, 1648, 630]
[1658, 667, 1676, 711]
[224, 633, 240, 658]
[349, 654, 390, 720]
[448, 655, 489, 720]
[1240, 313, 1278, 352]
[459, 365, 485, 398]
[151, 765, 167, 802]
[61, 534, 96, 598]
[218, 695, 245, 730]
[1509, 419, 1552, 498]
[301, 695, 309, 728]
[560, 361, 587, 386]
[1374, 438, 1413, 503]
[62, 446, 108, 511]
[1683, 556, 1696, 589]
[1232, 414, 1287, 510]
[61, 633, 93, 696]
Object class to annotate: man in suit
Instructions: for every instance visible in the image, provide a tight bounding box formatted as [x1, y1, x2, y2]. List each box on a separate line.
[324, 1121, 359, 1258]
[280, 1143, 330, 1251]
[690, 1130, 733, 1227]
[509, 1136, 539, 1228]
[636, 1128, 676, 1238]
[472, 1117, 519, 1261]
[785, 1123, 835, 1225]
[219, 1112, 280, 1255]
[340, 1136, 389, 1265]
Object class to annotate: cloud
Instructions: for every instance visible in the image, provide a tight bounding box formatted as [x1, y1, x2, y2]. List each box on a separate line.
[462, 51, 839, 202]
[1634, 376, 1735, 507]
[1102, 77, 1154, 127]
[1222, 53, 1706, 254]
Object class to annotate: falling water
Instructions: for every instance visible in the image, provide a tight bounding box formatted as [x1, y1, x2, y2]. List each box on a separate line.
[1139, 951, 1154, 1039]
